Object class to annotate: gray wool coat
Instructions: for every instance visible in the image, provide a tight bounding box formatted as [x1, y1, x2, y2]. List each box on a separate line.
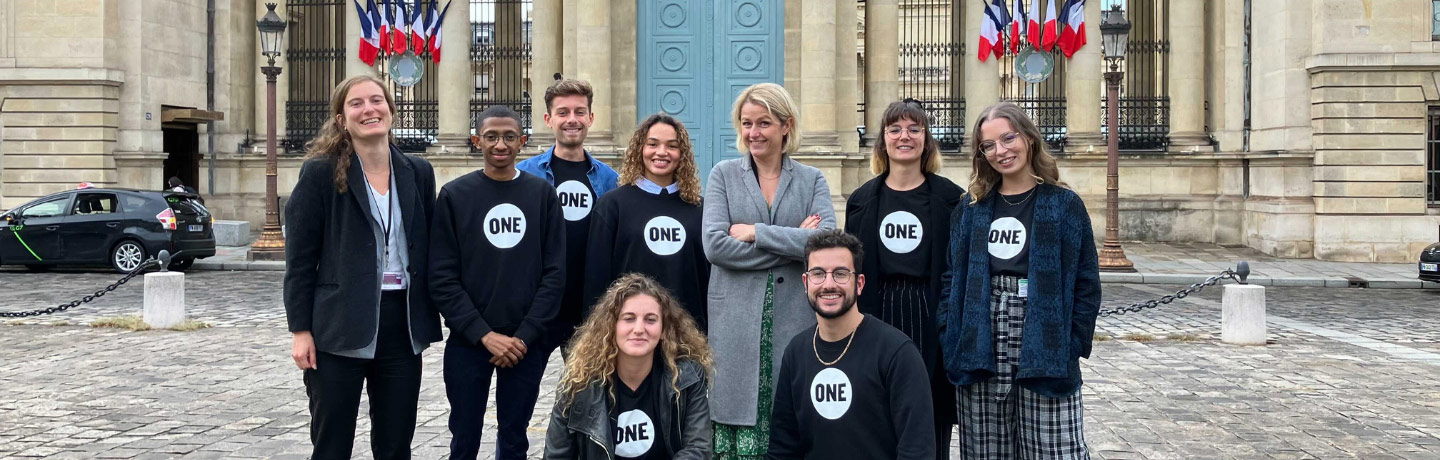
[701, 155, 837, 426]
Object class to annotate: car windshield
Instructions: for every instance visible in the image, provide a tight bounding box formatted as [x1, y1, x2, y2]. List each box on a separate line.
[21, 197, 69, 218]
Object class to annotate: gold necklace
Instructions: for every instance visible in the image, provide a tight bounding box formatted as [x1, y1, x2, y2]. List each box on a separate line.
[1000, 187, 1035, 206]
[813, 319, 861, 366]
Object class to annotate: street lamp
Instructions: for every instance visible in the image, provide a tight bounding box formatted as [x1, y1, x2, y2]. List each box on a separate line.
[1099, 4, 1134, 271]
[250, 3, 287, 261]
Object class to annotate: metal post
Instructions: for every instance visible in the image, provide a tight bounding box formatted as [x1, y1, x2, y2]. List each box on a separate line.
[1100, 60, 1134, 271]
[249, 59, 286, 261]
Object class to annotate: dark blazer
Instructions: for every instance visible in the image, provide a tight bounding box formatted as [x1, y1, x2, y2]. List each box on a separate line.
[844, 171, 964, 375]
[938, 183, 1101, 398]
[282, 146, 442, 353]
[543, 358, 712, 460]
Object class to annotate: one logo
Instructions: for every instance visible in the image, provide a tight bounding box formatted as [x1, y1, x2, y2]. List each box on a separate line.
[987, 217, 1026, 260]
[483, 203, 526, 249]
[613, 409, 655, 458]
[879, 211, 923, 254]
[556, 180, 593, 221]
[809, 367, 853, 420]
[643, 216, 685, 256]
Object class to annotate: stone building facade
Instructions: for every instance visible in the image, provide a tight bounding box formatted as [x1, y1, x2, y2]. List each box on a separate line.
[0, 0, 1438, 262]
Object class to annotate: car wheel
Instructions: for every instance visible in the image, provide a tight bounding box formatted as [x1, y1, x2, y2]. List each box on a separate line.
[168, 257, 194, 271]
[110, 240, 146, 273]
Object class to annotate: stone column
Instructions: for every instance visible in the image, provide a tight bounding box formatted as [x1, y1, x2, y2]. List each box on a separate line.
[1064, 0, 1103, 152]
[432, 0, 470, 153]
[864, 0, 900, 147]
[496, 1, 524, 104]
[530, 0, 562, 148]
[963, 0, 999, 151]
[1168, 0, 1208, 149]
[835, 0, 859, 154]
[562, 0, 579, 84]
[799, 0, 840, 152]
[345, 0, 374, 77]
[574, 0, 613, 150]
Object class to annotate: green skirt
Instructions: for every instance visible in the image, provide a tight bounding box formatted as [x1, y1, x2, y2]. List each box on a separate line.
[713, 273, 776, 459]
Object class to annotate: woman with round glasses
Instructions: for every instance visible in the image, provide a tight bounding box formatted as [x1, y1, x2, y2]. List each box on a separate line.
[845, 100, 963, 459]
[939, 101, 1100, 459]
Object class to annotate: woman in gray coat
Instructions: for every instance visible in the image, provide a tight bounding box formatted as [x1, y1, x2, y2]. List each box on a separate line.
[702, 82, 837, 459]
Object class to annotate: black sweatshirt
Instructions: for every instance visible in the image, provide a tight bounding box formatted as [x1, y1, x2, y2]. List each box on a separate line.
[583, 185, 710, 331]
[768, 314, 935, 460]
[428, 170, 566, 347]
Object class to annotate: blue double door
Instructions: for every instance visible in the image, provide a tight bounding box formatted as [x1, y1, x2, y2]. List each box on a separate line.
[637, 0, 784, 176]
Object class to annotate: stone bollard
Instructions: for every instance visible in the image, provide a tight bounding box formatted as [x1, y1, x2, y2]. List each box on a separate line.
[1221, 284, 1266, 345]
[143, 271, 186, 329]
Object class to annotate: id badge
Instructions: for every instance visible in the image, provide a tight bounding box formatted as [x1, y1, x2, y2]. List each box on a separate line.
[382, 271, 405, 288]
[1017, 279, 1029, 298]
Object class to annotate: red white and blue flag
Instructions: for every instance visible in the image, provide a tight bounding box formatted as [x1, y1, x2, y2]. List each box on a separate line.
[978, 0, 1008, 61]
[1028, 0, 1043, 48]
[1059, 0, 1088, 58]
[354, 0, 380, 65]
[391, 0, 409, 54]
[379, 0, 393, 54]
[1009, 0, 1024, 55]
[409, 0, 427, 54]
[429, 0, 452, 63]
[1041, 0, 1060, 51]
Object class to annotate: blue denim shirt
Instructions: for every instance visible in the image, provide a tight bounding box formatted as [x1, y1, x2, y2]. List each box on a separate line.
[515, 145, 619, 195]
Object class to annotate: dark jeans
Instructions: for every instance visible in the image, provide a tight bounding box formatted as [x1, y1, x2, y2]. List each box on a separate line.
[303, 290, 422, 460]
[444, 335, 551, 460]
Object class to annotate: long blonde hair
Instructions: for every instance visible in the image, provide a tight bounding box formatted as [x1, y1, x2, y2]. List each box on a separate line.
[619, 114, 702, 205]
[730, 82, 801, 155]
[304, 75, 397, 193]
[967, 101, 1065, 204]
[557, 274, 714, 409]
[871, 100, 943, 175]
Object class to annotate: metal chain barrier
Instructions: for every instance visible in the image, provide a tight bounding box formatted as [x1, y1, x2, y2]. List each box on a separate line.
[0, 258, 161, 318]
[1097, 262, 1250, 317]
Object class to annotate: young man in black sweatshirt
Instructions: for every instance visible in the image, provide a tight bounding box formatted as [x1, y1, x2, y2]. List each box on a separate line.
[430, 105, 566, 460]
[769, 230, 935, 460]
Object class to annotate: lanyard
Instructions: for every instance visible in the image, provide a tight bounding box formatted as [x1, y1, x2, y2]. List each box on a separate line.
[360, 157, 396, 260]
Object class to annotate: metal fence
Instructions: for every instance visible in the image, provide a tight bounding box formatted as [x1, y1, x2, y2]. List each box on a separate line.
[898, 0, 966, 151]
[1101, 0, 1171, 150]
[1429, 108, 1440, 206]
[470, 0, 533, 150]
[283, 0, 347, 153]
[1000, 49, 1068, 151]
[386, 53, 440, 152]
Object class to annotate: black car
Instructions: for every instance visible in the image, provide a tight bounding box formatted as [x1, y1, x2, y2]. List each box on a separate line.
[0, 188, 216, 272]
[1422, 241, 1440, 283]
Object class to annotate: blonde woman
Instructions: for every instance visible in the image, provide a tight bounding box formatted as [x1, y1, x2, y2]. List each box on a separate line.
[544, 273, 715, 459]
[283, 75, 441, 459]
[702, 82, 836, 459]
[939, 101, 1100, 458]
[584, 114, 710, 332]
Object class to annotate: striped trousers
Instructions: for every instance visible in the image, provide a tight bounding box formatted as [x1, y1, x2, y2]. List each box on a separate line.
[875, 276, 957, 460]
[957, 275, 1089, 459]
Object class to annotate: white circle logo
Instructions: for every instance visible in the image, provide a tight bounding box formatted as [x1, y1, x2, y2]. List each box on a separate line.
[556, 180, 593, 221]
[987, 216, 1026, 260]
[643, 216, 686, 256]
[613, 409, 655, 458]
[879, 211, 923, 254]
[483, 203, 526, 249]
[809, 367, 853, 420]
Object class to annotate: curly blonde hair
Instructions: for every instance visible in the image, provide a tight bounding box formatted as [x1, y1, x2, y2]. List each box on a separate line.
[619, 114, 702, 205]
[967, 101, 1066, 204]
[304, 75, 397, 194]
[557, 273, 714, 409]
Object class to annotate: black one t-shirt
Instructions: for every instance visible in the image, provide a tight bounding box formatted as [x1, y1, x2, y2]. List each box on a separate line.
[549, 155, 595, 326]
[609, 365, 676, 460]
[988, 187, 1036, 277]
[583, 185, 710, 332]
[876, 182, 931, 278]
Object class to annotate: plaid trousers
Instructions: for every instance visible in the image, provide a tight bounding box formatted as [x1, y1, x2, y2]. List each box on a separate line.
[956, 275, 1090, 459]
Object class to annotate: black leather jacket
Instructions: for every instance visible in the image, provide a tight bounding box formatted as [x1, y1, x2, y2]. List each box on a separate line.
[544, 358, 712, 459]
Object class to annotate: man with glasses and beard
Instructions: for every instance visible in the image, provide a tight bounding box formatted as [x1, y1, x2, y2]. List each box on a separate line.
[767, 230, 935, 460]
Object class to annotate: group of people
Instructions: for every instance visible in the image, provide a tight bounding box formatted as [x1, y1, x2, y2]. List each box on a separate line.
[282, 74, 1101, 460]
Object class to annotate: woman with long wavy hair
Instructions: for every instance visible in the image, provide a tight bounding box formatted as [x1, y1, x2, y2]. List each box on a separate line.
[583, 113, 710, 332]
[938, 101, 1100, 459]
[283, 75, 442, 459]
[544, 273, 716, 460]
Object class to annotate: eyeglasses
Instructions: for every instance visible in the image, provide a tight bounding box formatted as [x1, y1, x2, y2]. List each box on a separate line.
[804, 268, 854, 285]
[978, 132, 1022, 156]
[479, 133, 521, 145]
[885, 126, 924, 138]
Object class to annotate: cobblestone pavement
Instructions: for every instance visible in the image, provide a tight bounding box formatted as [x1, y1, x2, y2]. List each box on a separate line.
[3, 269, 1440, 458]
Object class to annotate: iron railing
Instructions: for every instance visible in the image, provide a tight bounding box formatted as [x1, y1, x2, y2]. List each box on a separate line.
[283, 0, 347, 153]
[898, 0, 965, 151]
[1001, 48, 1068, 151]
[470, 0, 533, 152]
[1428, 108, 1440, 206]
[1101, 0, 1171, 150]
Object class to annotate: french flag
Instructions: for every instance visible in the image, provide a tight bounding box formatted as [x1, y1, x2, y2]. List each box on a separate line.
[978, 0, 1008, 62]
[379, 0, 393, 54]
[1059, 0, 1088, 58]
[391, 0, 409, 54]
[368, 0, 384, 55]
[428, 0, 452, 64]
[1009, 0, 1024, 55]
[353, 0, 379, 65]
[1028, 0, 1043, 48]
[1041, 0, 1060, 51]
[410, 0, 427, 55]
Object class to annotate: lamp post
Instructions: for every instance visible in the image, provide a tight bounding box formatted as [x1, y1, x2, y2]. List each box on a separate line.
[250, 3, 287, 261]
[1099, 4, 1134, 271]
